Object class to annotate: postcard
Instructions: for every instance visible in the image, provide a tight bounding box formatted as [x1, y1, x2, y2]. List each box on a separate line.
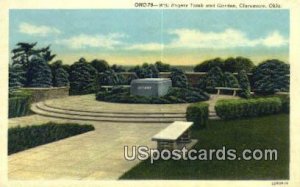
[1, 0, 300, 187]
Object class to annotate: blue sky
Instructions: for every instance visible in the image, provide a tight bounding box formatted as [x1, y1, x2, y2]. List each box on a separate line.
[10, 9, 289, 65]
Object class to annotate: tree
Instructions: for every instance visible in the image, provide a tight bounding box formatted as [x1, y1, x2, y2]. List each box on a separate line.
[194, 58, 224, 72]
[98, 69, 126, 86]
[155, 61, 171, 72]
[129, 63, 159, 78]
[224, 57, 255, 72]
[9, 65, 25, 94]
[53, 67, 69, 87]
[26, 56, 53, 87]
[205, 66, 224, 91]
[223, 72, 239, 88]
[252, 59, 289, 94]
[69, 58, 98, 95]
[91, 59, 109, 72]
[110, 64, 126, 72]
[170, 67, 188, 88]
[237, 70, 251, 98]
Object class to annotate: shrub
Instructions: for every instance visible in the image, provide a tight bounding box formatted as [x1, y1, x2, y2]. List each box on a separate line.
[98, 69, 126, 86]
[252, 59, 289, 95]
[26, 56, 53, 87]
[96, 87, 209, 104]
[205, 66, 224, 91]
[53, 67, 69, 87]
[8, 122, 95, 154]
[237, 70, 251, 98]
[215, 97, 282, 120]
[129, 63, 159, 78]
[186, 102, 209, 128]
[9, 90, 32, 118]
[69, 58, 98, 95]
[170, 68, 188, 88]
[194, 58, 224, 72]
[9, 65, 25, 94]
[223, 72, 240, 88]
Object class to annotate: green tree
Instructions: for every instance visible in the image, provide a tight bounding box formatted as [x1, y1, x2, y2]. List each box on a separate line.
[69, 58, 98, 95]
[194, 58, 224, 72]
[91, 59, 109, 72]
[129, 63, 159, 78]
[110, 64, 126, 72]
[98, 69, 126, 86]
[224, 57, 255, 72]
[223, 72, 239, 88]
[26, 56, 53, 87]
[253, 59, 289, 94]
[53, 67, 69, 87]
[155, 61, 171, 72]
[170, 67, 188, 88]
[237, 70, 251, 98]
[205, 66, 224, 91]
[9, 65, 25, 94]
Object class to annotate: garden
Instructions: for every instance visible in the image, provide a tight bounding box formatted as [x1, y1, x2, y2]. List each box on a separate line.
[9, 42, 290, 180]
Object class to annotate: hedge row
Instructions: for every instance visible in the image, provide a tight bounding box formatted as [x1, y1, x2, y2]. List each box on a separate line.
[9, 91, 32, 118]
[96, 87, 210, 104]
[215, 97, 282, 120]
[8, 122, 95, 155]
[186, 102, 209, 128]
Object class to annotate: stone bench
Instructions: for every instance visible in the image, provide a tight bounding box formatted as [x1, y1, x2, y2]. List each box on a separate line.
[152, 121, 197, 150]
[215, 87, 241, 96]
[101, 85, 131, 92]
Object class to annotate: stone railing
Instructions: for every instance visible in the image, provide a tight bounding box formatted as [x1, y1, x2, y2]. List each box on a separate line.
[20, 87, 70, 103]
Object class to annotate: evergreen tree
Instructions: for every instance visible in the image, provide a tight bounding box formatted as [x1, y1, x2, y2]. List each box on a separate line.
[253, 59, 289, 94]
[223, 72, 240, 88]
[205, 66, 224, 91]
[53, 67, 69, 87]
[237, 70, 251, 98]
[69, 58, 98, 95]
[98, 69, 126, 86]
[26, 56, 53, 87]
[170, 67, 188, 88]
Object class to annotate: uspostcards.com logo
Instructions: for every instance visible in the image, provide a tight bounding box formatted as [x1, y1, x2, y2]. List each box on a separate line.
[124, 146, 278, 164]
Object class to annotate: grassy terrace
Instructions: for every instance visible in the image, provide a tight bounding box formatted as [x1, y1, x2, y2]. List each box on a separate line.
[120, 114, 289, 180]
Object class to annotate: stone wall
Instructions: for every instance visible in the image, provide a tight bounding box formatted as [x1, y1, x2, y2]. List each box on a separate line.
[20, 87, 70, 103]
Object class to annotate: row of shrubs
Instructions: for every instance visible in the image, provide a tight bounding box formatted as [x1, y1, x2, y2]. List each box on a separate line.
[9, 90, 32, 118]
[96, 86, 210, 104]
[8, 122, 95, 155]
[215, 97, 286, 120]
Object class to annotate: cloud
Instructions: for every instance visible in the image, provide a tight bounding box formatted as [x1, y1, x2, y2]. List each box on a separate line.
[167, 28, 288, 49]
[125, 43, 164, 51]
[56, 33, 126, 49]
[19, 22, 61, 36]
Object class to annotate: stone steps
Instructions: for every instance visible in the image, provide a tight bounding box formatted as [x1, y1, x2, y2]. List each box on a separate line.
[31, 102, 221, 123]
[31, 103, 186, 123]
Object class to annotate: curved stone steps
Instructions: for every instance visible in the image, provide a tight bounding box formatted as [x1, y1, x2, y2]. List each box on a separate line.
[31, 103, 186, 123]
[41, 102, 186, 117]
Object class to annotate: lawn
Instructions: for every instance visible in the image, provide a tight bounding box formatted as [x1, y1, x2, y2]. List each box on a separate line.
[120, 114, 289, 180]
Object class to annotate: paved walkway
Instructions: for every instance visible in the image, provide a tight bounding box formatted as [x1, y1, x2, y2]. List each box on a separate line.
[9, 116, 168, 180]
[8, 94, 238, 180]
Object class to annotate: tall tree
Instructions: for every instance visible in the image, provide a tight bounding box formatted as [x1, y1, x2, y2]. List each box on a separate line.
[237, 70, 251, 98]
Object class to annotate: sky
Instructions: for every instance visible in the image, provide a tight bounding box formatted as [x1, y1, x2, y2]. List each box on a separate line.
[9, 9, 289, 65]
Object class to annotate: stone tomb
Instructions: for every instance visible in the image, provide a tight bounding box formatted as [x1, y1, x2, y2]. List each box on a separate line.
[130, 78, 172, 97]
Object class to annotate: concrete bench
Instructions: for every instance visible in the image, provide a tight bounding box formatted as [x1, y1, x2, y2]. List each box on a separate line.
[101, 85, 131, 91]
[215, 87, 241, 96]
[152, 121, 197, 150]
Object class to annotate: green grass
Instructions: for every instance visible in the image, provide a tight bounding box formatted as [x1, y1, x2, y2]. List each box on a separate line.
[120, 114, 289, 180]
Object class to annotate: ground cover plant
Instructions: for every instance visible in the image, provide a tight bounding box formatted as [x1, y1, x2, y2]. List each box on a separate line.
[96, 86, 210, 104]
[120, 114, 289, 180]
[8, 122, 95, 155]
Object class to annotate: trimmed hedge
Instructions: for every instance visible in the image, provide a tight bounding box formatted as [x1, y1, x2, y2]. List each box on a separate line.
[215, 97, 282, 120]
[9, 91, 32, 118]
[186, 102, 209, 128]
[8, 122, 95, 155]
[96, 87, 210, 104]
